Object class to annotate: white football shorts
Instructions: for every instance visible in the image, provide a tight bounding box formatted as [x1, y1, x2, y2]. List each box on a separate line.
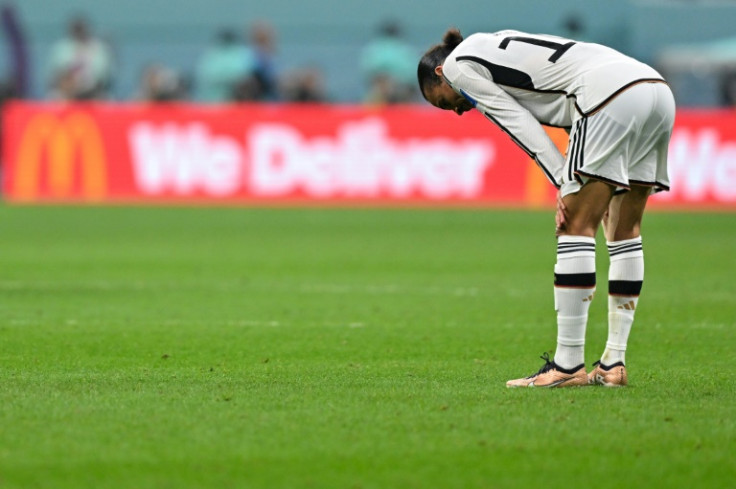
[560, 81, 675, 197]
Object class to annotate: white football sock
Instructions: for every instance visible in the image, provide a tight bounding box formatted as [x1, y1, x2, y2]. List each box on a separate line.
[553, 236, 596, 370]
[602, 237, 644, 366]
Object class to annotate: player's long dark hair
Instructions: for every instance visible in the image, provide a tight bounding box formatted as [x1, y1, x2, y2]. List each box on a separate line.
[417, 27, 464, 100]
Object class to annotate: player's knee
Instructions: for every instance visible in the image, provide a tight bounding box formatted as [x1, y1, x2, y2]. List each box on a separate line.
[610, 223, 641, 241]
[559, 214, 600, 238]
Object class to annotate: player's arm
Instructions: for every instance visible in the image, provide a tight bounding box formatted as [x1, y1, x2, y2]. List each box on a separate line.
[446, 60, 565, 188]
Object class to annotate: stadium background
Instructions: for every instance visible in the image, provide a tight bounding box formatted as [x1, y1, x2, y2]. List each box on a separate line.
[3, 0, 736, 207]
[8, 0, 736, 104]
[2, 2, 735, 489]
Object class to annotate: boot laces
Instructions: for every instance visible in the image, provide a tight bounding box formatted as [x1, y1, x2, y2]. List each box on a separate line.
[527, 352, 556, 378]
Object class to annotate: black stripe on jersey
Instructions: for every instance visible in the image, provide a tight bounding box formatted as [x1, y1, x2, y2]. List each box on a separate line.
[454, 55, 577, 114]
[609, 280, 643, 296]
[554, 272, 596, 287]
[482, 111, 561, 188]
[456, 56, 535, 90]
[482, 112, 534, 158]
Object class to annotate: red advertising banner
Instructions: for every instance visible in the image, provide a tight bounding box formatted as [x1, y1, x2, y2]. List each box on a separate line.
[2, 102, 734, 208]
[649, 110, 736, 208]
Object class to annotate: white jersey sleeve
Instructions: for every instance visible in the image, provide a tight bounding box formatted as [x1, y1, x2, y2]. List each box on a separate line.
[442, 58, 565, 187]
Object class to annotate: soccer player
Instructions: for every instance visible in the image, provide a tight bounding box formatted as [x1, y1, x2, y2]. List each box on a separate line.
[418, 28, 675, 387]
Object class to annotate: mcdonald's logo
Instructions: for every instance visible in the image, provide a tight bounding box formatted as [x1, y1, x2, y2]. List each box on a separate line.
[13, 111, 107, 201]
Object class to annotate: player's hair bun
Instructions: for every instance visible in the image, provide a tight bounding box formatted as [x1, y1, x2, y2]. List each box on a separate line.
[442, 28, 463, 50]
[417, 26, 465, 97]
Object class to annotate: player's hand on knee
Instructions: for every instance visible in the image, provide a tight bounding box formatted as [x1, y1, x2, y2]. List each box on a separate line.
[555, 190, 567, 235]
[601, 208, 610, 235]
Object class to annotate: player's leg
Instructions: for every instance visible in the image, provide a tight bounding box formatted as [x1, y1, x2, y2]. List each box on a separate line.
[589, 185, 650, 386]
[509, 82, 673, 388]
[603, 185, 650, 242]
[554, 180, 613, 369]
[507, 180, 613, 388]
[590, 82, 674, 386]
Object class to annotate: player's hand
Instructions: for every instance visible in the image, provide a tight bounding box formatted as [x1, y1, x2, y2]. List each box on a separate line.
[555, 190, 567, 235]
[601, 208, 610, 236]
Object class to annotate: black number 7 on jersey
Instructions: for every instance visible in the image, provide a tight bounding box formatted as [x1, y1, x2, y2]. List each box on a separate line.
[499, 36, 576, 63]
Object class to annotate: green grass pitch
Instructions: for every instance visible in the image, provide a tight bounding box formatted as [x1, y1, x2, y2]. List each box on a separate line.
[1, 205, 734, 489]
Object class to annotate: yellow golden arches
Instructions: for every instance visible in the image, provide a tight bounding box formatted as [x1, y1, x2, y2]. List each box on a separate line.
[14, 111, 107, 201]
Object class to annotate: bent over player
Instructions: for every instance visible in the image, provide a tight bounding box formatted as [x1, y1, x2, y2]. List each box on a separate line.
[418, 28, 675, 387]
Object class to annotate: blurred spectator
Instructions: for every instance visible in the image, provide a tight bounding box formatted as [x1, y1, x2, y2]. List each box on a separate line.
[560, 13, 594, 43]
[136, 63, 188, 102]
[657, 35, 736, 107]
[359, 19, 417, 105]
[1, 2, 29, 100]
[195, 28, 254, 102]
[720, 67, 736, 107]
[46, 15, 114, 100]
[241, 20, 279, 101]
[280, 65, 327, 103]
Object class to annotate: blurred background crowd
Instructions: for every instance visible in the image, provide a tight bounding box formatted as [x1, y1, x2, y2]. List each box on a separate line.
[1, 0, 736, 107]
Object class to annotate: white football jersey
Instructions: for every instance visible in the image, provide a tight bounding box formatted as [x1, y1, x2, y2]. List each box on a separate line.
[441, 30, 665, 186]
